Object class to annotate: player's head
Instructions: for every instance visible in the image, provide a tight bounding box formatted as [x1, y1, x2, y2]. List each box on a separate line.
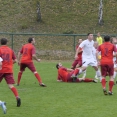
[56, 63, 62, 69]
[78, 39, 82, 44]
[111, 37, 117, 44]
[28, 37, 35, 45]
[97, 32, 101, 37]
[0, 38, 8, 45]
[104, 35, 110, 42]
[94, 41, 99, 49]
[87, 33, 93, 41]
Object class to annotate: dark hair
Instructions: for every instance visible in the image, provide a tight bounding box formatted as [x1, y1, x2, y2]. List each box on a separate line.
[87, 33, 92, 36]
[104, 35, 110, 42]
[56, 64, 59, 69]
[1, 38, 8, 45]
[28, 37, 34, 43]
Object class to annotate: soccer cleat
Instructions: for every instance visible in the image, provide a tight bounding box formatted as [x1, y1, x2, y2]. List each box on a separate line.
[17, 97, 21, 107]
[108, 91, 113, 95]
[1, 102, 7, 114]
[39, 83, 46, 87]
[93, 79, 98, 83]
[103, 89, 108, 95]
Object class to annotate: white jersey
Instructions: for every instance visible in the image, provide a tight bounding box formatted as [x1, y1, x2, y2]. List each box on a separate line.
[0, 57, 3, 62]
[92, 47, 97, 61]
[79, 39, 94, 59]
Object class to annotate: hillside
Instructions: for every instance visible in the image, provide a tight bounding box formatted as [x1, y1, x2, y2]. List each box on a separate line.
[0, 0, 117, 34]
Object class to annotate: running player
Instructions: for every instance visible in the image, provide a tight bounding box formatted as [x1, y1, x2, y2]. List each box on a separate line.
[0, 38, 21, 107]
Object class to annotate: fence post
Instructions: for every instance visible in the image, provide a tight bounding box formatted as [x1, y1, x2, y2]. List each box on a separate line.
[11, 34, 13, 50]
[73, 35, 76, 52]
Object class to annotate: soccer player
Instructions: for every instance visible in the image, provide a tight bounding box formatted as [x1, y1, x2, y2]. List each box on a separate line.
[73, 33, 101, 80]
[56, 63, 97, 83]
[71, 39, 83, 69]
[0, 38, 21, 107]
[97, 35, 117, 95]
[0, 100, 7, 114]
[17, 37, 46, 87]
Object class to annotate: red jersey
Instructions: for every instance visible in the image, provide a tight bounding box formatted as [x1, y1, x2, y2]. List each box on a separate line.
[20, 43, 36, 63]
[57, 67, 68, 82]
[98, 42, 116, 64]
[0, 45, 16, 73]
[76, 45, 82, 60]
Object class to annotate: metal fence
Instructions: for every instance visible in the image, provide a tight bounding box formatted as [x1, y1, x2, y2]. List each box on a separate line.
[0, 32, 116, 60]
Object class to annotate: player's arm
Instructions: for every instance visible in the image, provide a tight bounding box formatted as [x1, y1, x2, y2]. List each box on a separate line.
[0, 57, 3, 70]
[57, 73, 62, 82]
[12, 51, 18, 64]
[32, 54, 41, 62]
[75, 41, 84, 59]
[66, 68, 74, 72]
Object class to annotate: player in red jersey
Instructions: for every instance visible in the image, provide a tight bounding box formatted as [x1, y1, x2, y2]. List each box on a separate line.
[0, 38, 21, 107]
[17, 37, 46, 87]
[97, 35, 117, 95]
[56, 63, 97, 83]
[71, 39, 83, 69]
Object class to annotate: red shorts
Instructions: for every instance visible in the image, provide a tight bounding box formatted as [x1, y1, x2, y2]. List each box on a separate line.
[20, 62, 36, 72]
[101, 64, 114, 77]
[72, 59, 82, 68]
[67, 71, 80, 82]
[0, 73, 15, 84]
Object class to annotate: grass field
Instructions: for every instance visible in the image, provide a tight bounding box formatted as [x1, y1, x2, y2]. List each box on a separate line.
[0, 61, 117, 117]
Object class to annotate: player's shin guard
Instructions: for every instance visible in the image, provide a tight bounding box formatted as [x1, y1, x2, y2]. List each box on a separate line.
[101, 78, 106, 89]
[34, 73, 42, 84]
[10, 87, 19, 99]
[17, 72, 22, 85]
[113, 71, 117, 79]
[109, 81, 114, 92]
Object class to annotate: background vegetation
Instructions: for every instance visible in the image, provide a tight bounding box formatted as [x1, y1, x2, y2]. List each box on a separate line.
[0, 0, 117, 34]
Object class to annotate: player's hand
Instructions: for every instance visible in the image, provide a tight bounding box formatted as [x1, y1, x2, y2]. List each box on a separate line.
[97, 61, 100, 66]
[37, 59, 41, 62]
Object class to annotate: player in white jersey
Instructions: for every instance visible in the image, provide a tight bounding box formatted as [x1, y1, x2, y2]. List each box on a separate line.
[92, 41, 102, 82]
[72, 33, 101, 80]
[111, 37, 117, 83]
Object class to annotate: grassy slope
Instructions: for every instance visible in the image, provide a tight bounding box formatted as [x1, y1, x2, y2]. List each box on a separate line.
[0, 0, 117, 34]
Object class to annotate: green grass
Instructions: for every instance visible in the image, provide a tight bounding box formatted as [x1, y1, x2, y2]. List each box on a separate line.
[0, 61, 117, 117]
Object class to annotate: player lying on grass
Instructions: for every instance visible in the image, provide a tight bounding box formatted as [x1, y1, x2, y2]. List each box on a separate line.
[56, 63, 97, 83]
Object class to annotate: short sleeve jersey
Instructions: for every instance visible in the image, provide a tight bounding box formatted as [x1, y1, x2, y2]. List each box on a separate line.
[98, 42, 116, 64]
[20, 43, 36, 63]
[79, 39, 94, 59]
[58, 67, 68, 82]
[96, 37, 103, 45]
[0, 45, 16, 73]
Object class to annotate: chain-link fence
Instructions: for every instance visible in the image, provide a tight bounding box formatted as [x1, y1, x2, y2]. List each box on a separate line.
[0, 32, 115, 60]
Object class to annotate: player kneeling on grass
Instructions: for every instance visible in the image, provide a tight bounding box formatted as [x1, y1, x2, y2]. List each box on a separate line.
[56, 63, 97, 83]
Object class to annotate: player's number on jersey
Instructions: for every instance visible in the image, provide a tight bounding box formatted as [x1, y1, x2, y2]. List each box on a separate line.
[104, 47, 108, 56]
[2, 53, 10, 62]
[23, 48, 28, 55]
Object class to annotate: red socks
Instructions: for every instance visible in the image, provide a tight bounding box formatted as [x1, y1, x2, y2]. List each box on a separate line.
[84, 78, 93, 82]
[101, 78, 106, 89]
[109, 81, 114, 92]
[17, 72, 22, 85]
[34, 73, 42, 84]
[11, 87, 19, 99]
